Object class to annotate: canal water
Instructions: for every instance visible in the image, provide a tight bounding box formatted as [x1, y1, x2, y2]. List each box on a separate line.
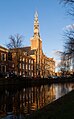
[0, 83, 74, 118]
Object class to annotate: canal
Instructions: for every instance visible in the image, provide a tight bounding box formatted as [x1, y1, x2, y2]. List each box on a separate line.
[0, 83, 74, 118]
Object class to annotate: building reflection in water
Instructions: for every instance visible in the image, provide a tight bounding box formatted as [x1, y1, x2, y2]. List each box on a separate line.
[0, 83, 74, 118]
[12, 85, 56, 115]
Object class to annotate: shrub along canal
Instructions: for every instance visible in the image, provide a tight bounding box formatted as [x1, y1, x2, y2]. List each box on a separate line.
[0, 83, 74, 118]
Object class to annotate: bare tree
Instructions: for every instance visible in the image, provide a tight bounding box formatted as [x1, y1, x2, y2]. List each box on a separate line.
[59, 0, 74, 74]
[7, 34, 23, 48]
[64, 30, 74, 72]
[60, 0, 74, 4]
[64, 30, 74, 55]
[60, 0, 74, 16]
[7, 34, 24, 76]
[57, 52, 70, 75]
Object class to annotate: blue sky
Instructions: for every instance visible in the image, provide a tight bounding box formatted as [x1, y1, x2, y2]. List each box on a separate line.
[0, 0, 73, 59]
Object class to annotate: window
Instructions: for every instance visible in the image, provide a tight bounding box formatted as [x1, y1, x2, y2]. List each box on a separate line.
[29, 59, 30, 63]
[23, 71, 25, 74]
[29, 72, 30, 76]
[8, 52, 12, 60]
[24, 52, 27, 56]
[31, 60, 33, 64]
[32, 65, 33, 70]
[26, 59, 27, 63]
[12, 64, 14, 68]
[20, 71, 21, 75]
[20, 63, 21, 69]
[23, 58, 24, 61]
[20, 57, 22, 61]
[32, 72, 33, 77]
[23, 64, 24, 69]
[1, 53, 6, 61]
[26, 64, 27, 70]
[1, 65, 6, 73]
[29, 65, 30, 70]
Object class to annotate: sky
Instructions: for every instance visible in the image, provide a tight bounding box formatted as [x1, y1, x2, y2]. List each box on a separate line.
[0, 0, 73, 61]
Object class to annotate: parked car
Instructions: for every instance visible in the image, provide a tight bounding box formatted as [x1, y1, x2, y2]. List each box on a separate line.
[48, 75, 59, 79]
[52, 76, 59, 79]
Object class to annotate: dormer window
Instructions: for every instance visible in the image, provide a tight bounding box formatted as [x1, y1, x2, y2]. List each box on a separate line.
[24, 52, 27, 56]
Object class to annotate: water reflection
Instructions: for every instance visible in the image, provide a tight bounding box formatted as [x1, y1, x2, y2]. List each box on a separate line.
[0, 83, 74, 118]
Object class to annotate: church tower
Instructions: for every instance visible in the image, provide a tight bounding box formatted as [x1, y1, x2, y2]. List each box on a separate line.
[30, 11, 55, 77]
[30, 11, 42, 50]
[30, 11, 42, 77]
[34, 11, 40, 37]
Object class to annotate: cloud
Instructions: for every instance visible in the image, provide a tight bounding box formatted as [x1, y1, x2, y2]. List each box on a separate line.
[63, 24, 74, 31]
[52, 50, 63, 56]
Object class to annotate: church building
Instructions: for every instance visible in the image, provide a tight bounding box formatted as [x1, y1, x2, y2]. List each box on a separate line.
[29, 11, 55, 77]
[0, 11, 55, 78]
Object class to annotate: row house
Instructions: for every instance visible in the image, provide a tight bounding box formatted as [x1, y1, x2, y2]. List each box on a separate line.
[0, 45, 35, 77]
[10, 48, 35, 77]
[40, 54, 55, 78]
[0, 46, 14, 75]
[0, 45, 8, 74]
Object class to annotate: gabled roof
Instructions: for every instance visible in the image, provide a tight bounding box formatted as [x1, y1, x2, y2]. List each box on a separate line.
[9, 46, 36, 56]
[21, 46, 31, 53]
[21, 47, 36, 55]
[0, 45, 8, 50]
[0, 45, 8, 52]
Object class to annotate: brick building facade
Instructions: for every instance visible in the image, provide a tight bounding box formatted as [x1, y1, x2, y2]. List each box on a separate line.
[0, 11, 55, 78]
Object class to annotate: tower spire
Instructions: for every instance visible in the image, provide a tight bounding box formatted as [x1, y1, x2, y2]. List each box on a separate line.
[34, 11, 40, 37]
